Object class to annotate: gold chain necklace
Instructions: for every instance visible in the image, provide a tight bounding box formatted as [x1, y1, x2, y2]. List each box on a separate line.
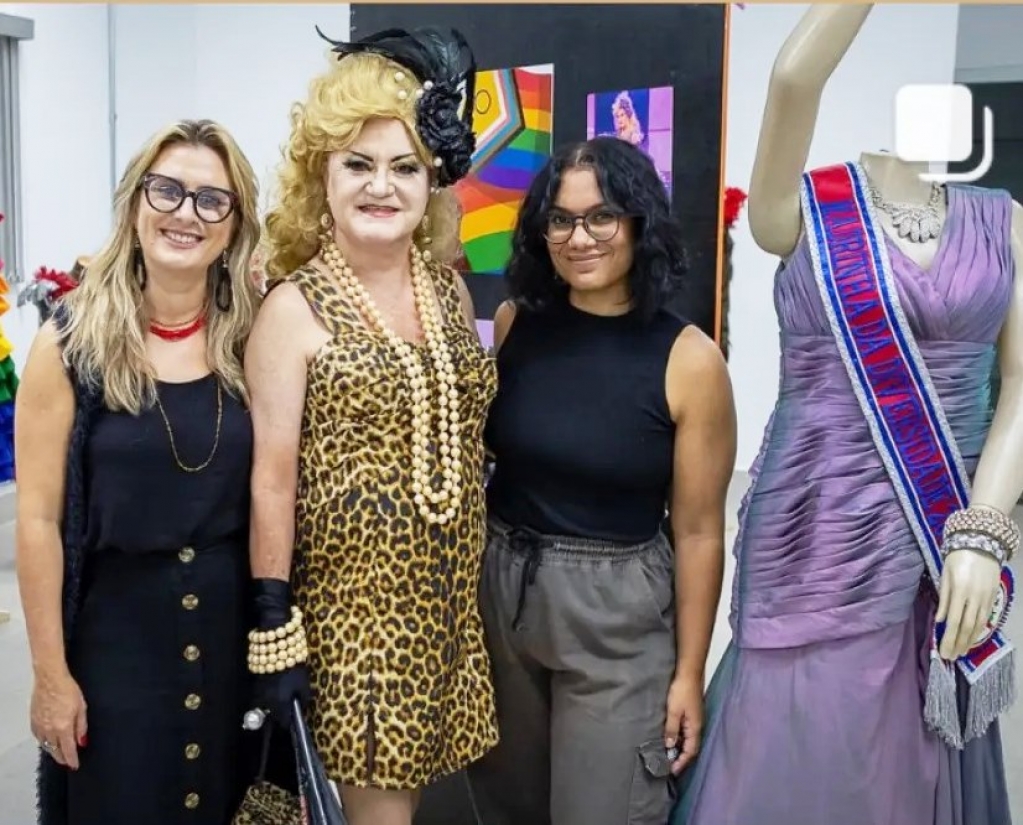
[319, 233, 463, 525]
[154, 379, 224, 473]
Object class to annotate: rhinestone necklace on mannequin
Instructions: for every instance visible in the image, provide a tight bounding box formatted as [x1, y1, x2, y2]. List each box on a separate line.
[860, 149, 946, 244]
[864, 178, 945, 243]
[317, 227, 464, 525]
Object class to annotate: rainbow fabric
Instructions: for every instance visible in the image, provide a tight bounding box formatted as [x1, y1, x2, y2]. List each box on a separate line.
[0, 265, 18, 483]
[453, 64, 554, 274]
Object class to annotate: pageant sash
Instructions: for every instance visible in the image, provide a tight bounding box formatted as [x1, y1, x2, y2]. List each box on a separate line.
[800, 162, 1016, 749]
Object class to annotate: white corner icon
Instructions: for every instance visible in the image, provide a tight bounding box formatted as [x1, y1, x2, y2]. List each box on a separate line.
[894, 83, 993, 184]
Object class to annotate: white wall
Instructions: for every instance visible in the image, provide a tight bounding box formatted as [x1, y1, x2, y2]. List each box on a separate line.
[955, 3, 1023, 83]
[1, 3, 112, 373]
[724, 4, 961, 470]
[112, 4, 197, 174]
[113, 3, 349, 212]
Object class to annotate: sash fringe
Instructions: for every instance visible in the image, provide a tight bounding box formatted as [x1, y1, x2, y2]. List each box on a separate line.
[965, 649, 1016, 744]
[924, 653, 963, 750]
[925, 649, 1017, 750]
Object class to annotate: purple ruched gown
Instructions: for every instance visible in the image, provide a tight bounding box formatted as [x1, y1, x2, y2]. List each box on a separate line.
[673, 179, 1014, 825]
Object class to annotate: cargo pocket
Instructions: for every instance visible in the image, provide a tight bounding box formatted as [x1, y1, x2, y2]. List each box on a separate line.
[628, 738, 677, 824]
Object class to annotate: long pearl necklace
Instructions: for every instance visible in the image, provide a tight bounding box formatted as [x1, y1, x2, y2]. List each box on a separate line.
[319, 234, 463, 525]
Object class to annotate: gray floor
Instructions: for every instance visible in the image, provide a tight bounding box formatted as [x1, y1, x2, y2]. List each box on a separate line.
[0, 492, 1020, 824]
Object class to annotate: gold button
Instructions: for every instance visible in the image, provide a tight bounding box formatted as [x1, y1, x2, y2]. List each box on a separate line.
[182, 594, 199, 610]
[184, 792, 199, 809]
[184, 693, 201, 710]
[185, 743, 201, 760]
[178, 547, 196, 563]
[183, 645, 200, 662]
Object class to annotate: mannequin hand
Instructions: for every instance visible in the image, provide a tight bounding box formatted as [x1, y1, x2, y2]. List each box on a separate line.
[936, 549, 1002, 660]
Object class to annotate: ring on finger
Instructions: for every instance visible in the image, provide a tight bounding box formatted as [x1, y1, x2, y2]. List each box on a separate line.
[40, 739, 58, 754]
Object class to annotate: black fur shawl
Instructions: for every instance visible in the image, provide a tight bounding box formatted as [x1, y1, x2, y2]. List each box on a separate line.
[35, 305, 103, 825]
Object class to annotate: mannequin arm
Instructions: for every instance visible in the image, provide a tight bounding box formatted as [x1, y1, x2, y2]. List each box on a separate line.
[748, 5, 873, 257]
[937, 200, 1023, 659]
[965, 201, 1023, 513]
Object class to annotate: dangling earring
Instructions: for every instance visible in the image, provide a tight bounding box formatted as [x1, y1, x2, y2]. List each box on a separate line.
[416, 214, 434, 263]
[215, 251, 232, 312]
[320, 212, 334, 231]
[134, 240, 148, 290]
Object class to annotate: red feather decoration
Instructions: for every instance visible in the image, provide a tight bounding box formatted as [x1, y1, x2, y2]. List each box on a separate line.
[34, 266, 80, 301]
[723, 186, 748, 229]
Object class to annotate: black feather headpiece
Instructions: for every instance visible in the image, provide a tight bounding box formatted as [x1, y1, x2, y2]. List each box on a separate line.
[315, 25, 478, 188]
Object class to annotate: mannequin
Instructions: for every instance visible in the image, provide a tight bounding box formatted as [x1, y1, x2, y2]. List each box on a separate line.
[671, 6, 1016, 825]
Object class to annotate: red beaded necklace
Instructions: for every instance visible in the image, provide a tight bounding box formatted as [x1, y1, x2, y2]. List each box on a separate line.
[149, 309, 206, 342]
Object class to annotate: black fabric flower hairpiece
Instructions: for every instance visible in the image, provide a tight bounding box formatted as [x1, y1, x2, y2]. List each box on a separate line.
[315, 24, 478, 188]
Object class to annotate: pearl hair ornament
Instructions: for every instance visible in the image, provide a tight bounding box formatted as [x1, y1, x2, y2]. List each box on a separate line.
[396, 73, 430, 106]
[393, 71, 447, 180]
[314, 25, 477, 189]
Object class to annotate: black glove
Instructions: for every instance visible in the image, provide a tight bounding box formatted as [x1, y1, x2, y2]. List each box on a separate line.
[250, 578, 312, 729]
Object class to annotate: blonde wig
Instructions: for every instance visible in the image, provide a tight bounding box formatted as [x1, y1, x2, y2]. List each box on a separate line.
[263, 51, 461, 282]
[61, 119, 261, 414]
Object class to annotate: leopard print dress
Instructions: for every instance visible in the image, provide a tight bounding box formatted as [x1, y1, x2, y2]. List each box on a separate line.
[284, 263, 499, 791]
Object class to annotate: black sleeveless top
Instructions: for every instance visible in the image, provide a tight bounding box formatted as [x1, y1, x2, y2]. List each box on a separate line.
[83, 374, 252, 554]
[485, 300, 690, 542]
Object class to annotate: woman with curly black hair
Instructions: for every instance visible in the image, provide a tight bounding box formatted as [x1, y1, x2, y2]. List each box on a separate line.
[467, 136, 737, 825]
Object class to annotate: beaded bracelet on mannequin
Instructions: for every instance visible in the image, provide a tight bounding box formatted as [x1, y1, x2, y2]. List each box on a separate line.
[941, 505, 1020, 566]
[247, 606, 309, 674]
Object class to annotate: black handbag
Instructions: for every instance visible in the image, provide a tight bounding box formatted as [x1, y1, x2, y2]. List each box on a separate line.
[290, 699, 348, 825]
[233, 701, 348, 825]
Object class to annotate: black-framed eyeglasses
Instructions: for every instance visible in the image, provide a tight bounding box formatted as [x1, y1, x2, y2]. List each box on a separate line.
[544, 207, 628, 244]
[140, 173, 238, 224]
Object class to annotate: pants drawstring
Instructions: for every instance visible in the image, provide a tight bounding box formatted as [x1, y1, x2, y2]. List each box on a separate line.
[508, 526, 544, 631]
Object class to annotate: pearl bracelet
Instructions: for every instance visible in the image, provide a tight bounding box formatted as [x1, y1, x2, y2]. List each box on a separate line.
[247, 605, 309, 674]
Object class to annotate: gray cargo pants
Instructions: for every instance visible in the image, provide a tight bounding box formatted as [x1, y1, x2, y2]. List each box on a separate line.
[467, 518, 679, 825]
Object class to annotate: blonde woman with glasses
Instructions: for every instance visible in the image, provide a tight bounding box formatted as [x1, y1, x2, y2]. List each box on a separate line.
[15, 119, 262, 825]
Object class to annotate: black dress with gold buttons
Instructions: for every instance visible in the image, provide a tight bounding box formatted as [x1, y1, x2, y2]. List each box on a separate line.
[63, 374, 256, 825]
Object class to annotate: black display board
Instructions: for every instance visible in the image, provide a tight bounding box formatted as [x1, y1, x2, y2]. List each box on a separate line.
[351, 3, 728, 340]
